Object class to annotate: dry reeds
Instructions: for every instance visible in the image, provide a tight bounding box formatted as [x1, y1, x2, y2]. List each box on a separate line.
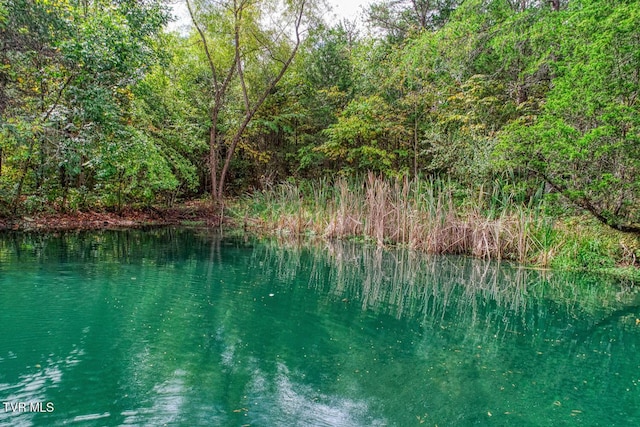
[234, 174, 553, 264]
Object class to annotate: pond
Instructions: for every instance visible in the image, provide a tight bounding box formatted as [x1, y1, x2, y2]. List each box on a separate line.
[0, 228, 639, 426]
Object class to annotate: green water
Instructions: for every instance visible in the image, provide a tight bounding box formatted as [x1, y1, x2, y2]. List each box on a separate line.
[0, 229, 638, 426]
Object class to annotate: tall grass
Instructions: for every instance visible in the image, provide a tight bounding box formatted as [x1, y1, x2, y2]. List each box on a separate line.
[229, 174, 637, 269]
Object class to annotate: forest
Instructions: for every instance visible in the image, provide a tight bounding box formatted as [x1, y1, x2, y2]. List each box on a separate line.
[1, 0, 639, 274]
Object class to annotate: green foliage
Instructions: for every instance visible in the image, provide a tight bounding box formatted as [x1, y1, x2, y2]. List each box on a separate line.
[1, 0, 638, 285]
[318, 95, 409, 176]
[552, 232, 617, 270]
[0, 0, 176, 212]
[498, 0, 640, 232]
[366, 0, 461, 42]
[264, 23, 359, 178]
[131, 37, 210, 198]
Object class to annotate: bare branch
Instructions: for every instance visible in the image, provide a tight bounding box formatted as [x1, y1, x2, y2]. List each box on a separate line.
[186, 0, 219, 90]
[216, 0, 308, 199]
[234, 0, 251, 114]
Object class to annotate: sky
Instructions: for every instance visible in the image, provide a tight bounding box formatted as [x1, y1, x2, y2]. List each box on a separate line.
[326, 0, 373, 22]
[168, 0, 374, 32]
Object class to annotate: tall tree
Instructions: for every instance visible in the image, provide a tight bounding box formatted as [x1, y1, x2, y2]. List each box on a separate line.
[366, 0, 460, 42]
[499, 0, 640, 233]
[282, 22, 357, 176]
[186, 0, 318, 204]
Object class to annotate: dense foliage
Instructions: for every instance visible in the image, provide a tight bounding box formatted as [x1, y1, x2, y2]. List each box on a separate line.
[0, 0, 638, 235]
[0, 0, 174, 212]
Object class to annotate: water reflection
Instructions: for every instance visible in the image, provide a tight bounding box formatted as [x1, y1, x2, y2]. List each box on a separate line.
[259, 239, 639, 333]
[245, 362, 385, 427]
[0, 229, 638, 426]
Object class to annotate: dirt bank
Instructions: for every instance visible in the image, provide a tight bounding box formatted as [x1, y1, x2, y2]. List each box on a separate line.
[0, 201, 220, 231]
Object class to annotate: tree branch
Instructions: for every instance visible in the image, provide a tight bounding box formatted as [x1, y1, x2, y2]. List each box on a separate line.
[186, 0, 219, 90]
[534, 166, 640, 234]
[234, 0, 251, 114]
[217, 0, 307, 199]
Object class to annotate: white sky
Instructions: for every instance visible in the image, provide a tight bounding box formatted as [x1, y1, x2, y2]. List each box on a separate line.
[168, 0, 374, 32]
[326, 0, 372, 22]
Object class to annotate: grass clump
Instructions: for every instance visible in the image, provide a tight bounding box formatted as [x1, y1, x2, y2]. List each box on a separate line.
[227, 174, 640, 277]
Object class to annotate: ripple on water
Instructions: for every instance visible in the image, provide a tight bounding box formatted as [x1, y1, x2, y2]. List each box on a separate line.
[0, 231, 639, 426]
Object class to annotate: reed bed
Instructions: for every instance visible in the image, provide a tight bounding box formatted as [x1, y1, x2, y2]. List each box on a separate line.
[232, 174, 566, 266]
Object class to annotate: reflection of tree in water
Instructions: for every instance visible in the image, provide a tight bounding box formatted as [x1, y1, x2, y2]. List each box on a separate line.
[251, 239, 640, 424]
[2, 230, 639, 425]
[253, 239, 638, 341]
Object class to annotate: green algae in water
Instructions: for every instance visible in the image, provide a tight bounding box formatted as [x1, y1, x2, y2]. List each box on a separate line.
[0, 229, 639, 426]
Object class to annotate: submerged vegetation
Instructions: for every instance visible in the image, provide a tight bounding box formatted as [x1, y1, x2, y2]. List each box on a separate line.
[0, 0, 638, 277]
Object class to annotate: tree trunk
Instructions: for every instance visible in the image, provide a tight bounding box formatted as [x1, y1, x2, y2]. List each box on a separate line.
[209, 126, 219, 204]
[188, 0, 307, 205]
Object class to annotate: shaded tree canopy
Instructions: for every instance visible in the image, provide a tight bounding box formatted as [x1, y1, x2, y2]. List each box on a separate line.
[0, 0, 638, 235]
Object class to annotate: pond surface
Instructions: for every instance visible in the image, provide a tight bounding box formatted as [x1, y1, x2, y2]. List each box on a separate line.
[0, 228, 639, 426]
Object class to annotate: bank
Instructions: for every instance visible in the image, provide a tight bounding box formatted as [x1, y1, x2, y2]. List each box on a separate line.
[224, 177, 640, 284]
[1, 189, 638, 284]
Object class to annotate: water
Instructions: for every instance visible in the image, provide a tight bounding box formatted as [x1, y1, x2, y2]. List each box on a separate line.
[0, 228, 638, 426]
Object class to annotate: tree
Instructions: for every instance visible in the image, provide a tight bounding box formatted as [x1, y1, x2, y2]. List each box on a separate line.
[366, 0, 460, 42]
[318, 94, 410, 176]
[186, 0, 318, 204]
[0, 0, 171, 212]
[131, 34, 212, 202]
[281, 22, 358, 176]
[499, 0, 640, 233]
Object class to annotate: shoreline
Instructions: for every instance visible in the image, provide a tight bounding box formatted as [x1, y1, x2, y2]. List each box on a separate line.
[0, 201, 220, 232]
[1, 199, 637, 284]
